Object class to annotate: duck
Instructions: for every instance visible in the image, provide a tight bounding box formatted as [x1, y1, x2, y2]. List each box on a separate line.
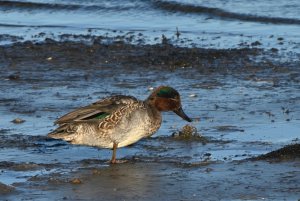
[48, 86, 192, 163]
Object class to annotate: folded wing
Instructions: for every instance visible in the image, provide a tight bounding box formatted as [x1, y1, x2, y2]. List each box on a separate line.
[54, 95, 138, 125]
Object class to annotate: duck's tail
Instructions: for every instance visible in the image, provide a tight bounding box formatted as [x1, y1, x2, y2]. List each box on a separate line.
[47, 124, 77, 142]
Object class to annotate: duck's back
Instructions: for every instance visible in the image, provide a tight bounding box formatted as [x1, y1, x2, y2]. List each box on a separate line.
[54, 95, 138, 125]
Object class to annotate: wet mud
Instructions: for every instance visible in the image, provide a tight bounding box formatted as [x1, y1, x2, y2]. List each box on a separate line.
[0, 39, 264, 71]
[0, 182, 14, 195]
[0, 39, 300, 200]
[253, 143, 300, 161]
[0, 132, 299, 200]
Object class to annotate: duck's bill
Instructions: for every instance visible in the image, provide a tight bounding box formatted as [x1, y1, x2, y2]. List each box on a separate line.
[174, 107, 192, 122]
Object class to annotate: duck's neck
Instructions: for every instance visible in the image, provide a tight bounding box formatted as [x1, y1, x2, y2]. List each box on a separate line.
[144, 99, 162, 128]
[144, 96, 157, 109]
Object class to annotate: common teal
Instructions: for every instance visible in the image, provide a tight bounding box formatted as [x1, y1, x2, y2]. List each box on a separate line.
[48, 86, 192, 163]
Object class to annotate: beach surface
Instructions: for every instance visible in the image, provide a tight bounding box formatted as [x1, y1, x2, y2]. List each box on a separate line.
[0, 40, 299, 200]
[0, 0, 300, 200]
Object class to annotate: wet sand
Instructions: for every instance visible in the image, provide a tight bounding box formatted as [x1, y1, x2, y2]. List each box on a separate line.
[0, 40, 300, 200]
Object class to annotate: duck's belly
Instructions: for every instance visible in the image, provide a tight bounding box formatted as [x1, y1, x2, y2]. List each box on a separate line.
[88, 128, 154, 149]
[117, 127, 152, 148]
[113, 111, 161, 148]
[71, 122, 156, 149]
[72, 128, 114, 149]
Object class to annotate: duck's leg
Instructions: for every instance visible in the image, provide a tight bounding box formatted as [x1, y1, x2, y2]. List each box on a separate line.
[110, 142, 118, 164]
[109, 142, 128, 164]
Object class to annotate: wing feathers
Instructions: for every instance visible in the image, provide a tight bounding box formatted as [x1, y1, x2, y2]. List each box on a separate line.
[54, 95, 138, 125]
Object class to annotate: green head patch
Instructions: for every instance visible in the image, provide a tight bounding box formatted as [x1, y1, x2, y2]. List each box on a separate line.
[156, 87, 179, 99]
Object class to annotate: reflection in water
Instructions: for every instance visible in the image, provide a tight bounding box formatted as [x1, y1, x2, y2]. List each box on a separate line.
[66, 163, 194, 200]
[51, 161, 300, 200]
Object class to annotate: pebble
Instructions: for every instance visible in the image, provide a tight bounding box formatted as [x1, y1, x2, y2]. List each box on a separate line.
[8, 74, 20, 80]
[92, 169, 101, 175]
[11, 118, 25, 124]
[70, 178, 82, 184]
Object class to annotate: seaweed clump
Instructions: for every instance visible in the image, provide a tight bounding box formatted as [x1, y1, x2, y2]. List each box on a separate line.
[172, 125, 208, 144]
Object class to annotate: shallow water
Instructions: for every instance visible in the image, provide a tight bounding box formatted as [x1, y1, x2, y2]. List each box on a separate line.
[1, 0, 300, 52]
[1, 44, 299, 192]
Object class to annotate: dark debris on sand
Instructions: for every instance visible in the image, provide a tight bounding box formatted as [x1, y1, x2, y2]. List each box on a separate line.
[0, 182, 15, 195]
[0, 40, 290, 74]
[251, 144, 300, 161]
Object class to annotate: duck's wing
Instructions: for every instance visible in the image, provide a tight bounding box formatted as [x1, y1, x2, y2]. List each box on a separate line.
[54, 95, 138, 125]
[48, 100, 145, 143]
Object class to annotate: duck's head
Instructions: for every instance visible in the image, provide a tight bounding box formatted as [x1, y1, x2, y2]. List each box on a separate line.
[147, 86, 192, 122]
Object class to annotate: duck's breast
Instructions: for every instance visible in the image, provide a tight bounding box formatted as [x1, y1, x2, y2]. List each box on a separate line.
[113, 106, 161, 148]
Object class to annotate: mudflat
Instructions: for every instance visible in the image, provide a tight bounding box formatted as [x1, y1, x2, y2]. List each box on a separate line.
[0, 40, 299, 200]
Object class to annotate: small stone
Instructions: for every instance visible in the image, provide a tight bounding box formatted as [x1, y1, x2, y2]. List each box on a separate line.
[270, 48, 278, 52]
[92, 169, 101, 175]
[251, 41, 262, 46]
[283, 108, 290, 114]
[46, 57, 53, 61]
[11, 118, 25, 124]
[8, 74, 20, 80]
[205, 168, 213, 173]
[204, 153, 211, 157]
[70, 178, 82, 184]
